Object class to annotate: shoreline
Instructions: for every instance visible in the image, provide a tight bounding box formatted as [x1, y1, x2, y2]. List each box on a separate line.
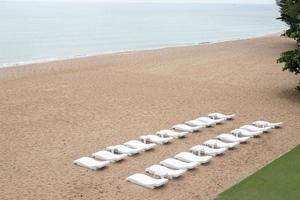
[0, 31, 282, 69]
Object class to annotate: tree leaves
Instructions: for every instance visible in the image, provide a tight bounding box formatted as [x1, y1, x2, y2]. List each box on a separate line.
[278, 48, 300, 75]
[277, 0, 300, 90]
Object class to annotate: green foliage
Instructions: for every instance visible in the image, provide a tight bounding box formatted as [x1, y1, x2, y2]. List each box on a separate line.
[286, 24, 300, 42]
[277, 0, 300, 23]
[277, 47, 300, 75]
[277, 0, 300, 89]
[277, 0, 299, 25]
[277, 0, 300, 43]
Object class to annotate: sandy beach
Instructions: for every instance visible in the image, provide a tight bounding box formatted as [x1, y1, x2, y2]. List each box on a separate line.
[1, 34, 299, 200]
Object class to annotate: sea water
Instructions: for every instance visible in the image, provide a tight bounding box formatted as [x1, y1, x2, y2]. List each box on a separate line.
[0, 1, 285, 67]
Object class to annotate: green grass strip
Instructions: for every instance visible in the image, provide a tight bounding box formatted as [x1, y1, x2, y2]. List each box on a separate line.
[216, 145, 300, 200]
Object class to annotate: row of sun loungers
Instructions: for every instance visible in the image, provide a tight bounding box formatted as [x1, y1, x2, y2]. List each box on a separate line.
[126, 120, 283, 189]
[74, 112, 234, 170]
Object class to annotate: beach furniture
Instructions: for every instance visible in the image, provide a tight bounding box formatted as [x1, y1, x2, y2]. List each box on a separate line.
[172, 124, 203, 133]
[185, 120, 207, 127]
[107, 145, 144, 156]
[174, 152, 212, 164]
[231, 128, 263, 137]
[240, 125, 271, 132]
[190, 145, 227, 156]
[127, 173, 168, 189]
[92, 150, 127, 162]
[253, 120, 283, 128]
[146, 164, 186, 179]
[216, 133, 250, 143]
[124, 140, 156, 151]
[156, 129, 189, 139]
[160, 158, 199, 170]
[203, 139, 239, 149]
[196, 117, 225, 125]
[193, 118, 216, 127]
[208, 112, 235, 120]
[140, 135, 173, 144]
[73, 157, 109, 170]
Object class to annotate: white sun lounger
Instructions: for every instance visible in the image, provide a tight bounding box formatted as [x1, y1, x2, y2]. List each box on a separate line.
[140, 135, 173, 144]
[74, 157, 109, 170]
[160, 158, 199, 170]
[107, 145, 144, 156]
[185, 120, 207, 127]
[174, 152, 212, 164]
[216, 133, 250, 143]
[124, 140, 156, 151]
[208, 112, 235, 120]
[156, 129, 189, 139]
[146, 164, 186, 179]
[127, 173, 168, 189]
[240, 125, 271, 132]
[203, 139, 239, 149]
[253, 121, 283, 128]
[196, 116, 225, 125]
[196, 117, 226, 124]
[231, 129, 263, 137]
[92, 150, 127, 162]
[190, 145, 227, 156]
[193, 117, 215, 127]
[172, 124, 203, 133]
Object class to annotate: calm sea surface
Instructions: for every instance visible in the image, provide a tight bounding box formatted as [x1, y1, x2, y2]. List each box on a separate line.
[0, 1, 285, 67]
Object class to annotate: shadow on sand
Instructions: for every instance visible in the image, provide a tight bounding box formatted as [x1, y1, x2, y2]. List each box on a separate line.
[276, 86, 300, 104]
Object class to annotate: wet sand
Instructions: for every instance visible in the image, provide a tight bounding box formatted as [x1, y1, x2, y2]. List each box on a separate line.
[0, 34, 299, 200]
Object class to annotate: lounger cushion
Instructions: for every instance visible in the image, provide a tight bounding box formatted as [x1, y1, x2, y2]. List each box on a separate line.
[160, 158, 199, 170]
[231, 129, 262, 137]
[185, 120, 207, 127]
[240, 125, 271, 132]
[146, 164, 186, 179]
[140, 135, 173, 144]
[74, 157, 109, 170]
[216, 133, 250, 143]
[92, 150, 127, 162]
[127, 173, 168, 189]
[208, 113, 235, 120]
[191, 145, 227, 156]
[253, 121, 283, 128]
[203, 139, 239, 149]
[107, 145, 143, 155]
[174, 152, 212, 163]
[124, 140, 156, 151]
[172, 124, 202, 132]
[157, 129, 189, 138]
[197, 117, 225, 124]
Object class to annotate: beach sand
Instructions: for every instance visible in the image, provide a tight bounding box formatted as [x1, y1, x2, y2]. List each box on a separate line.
[0, 34, 299, 200]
